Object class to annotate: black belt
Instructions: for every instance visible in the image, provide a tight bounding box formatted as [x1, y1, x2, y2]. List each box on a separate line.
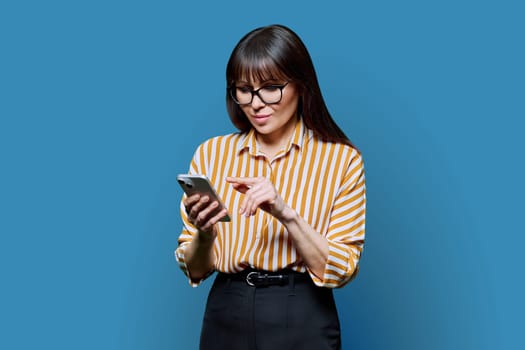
[218, 269, 309, 287]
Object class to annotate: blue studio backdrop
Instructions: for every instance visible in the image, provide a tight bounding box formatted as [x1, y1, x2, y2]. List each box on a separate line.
[1, 1, 523, 349]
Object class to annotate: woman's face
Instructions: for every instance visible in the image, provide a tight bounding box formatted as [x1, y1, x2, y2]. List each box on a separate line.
[237, 78, 299, 144]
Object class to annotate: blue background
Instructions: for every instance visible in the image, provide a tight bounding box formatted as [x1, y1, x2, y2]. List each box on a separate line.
[1, 0, 523, 349]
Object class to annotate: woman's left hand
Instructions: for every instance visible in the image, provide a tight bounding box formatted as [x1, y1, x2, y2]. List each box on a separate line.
[226, 177, 287, 218]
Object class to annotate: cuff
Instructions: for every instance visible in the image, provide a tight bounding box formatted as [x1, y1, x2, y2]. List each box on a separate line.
[175, 243, 214, 287]
[308, 240, 357, 288]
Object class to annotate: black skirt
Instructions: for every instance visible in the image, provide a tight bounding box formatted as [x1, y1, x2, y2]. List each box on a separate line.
[200, 269, 341, 350]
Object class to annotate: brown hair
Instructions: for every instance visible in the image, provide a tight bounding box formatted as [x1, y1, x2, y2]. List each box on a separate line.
[226, 24, 356, 148]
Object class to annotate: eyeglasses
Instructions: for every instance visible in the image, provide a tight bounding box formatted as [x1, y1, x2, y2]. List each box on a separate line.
[229, 82, 289, 105]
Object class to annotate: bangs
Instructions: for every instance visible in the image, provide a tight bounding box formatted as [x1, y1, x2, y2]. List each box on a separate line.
[229, 55, 290, 85]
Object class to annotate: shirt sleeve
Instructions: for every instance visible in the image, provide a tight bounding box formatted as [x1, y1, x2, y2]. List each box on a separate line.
[174, 142, 216, 287]
[308, 152, 366, 288]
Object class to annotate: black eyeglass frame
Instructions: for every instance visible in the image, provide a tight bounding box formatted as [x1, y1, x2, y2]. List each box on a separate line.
[228, 82, 290, 105]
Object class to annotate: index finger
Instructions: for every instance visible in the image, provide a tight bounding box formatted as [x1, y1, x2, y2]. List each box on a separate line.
[225, 177, 258, 185]
[183, 193, 203, 206]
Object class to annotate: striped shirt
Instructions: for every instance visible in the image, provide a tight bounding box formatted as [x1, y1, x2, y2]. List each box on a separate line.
[175, 118, 366, 288]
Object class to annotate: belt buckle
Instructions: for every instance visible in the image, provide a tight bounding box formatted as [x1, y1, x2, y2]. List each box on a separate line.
[246, 271, 258, 286]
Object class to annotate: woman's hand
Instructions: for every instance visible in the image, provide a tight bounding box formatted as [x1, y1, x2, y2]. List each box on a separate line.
[226, 176, 290, 219]
[227, 176, 328, 279]
[184, 194, 228, 238]
[182, 194, 226, 280]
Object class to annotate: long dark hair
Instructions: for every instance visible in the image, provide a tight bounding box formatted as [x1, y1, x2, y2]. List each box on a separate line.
[226, 24, 355, 148]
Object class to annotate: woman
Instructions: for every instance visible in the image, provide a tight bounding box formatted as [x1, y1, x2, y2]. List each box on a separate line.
[176, 24, 366, 350]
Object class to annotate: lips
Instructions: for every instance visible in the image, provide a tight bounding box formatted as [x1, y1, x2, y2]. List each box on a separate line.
[252, 114, 271, 123]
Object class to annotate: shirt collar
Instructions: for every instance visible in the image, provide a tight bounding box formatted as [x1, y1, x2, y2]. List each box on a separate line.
[237, 117, 306, 156]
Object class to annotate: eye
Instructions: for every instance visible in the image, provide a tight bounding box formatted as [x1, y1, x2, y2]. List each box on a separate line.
[236, 86, 252, 94]
[261, 85, 280, 92]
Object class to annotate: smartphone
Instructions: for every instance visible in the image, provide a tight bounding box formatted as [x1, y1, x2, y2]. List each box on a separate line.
[177, 174, 231, 222]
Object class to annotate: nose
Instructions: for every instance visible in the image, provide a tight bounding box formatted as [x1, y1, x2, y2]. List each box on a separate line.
[250, 92, 266, 109]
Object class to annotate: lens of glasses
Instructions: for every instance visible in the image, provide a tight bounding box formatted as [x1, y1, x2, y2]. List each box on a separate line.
[233, 85, 284, 105]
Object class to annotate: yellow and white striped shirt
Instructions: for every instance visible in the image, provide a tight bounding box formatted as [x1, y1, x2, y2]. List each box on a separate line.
[175, 118, 366, 288]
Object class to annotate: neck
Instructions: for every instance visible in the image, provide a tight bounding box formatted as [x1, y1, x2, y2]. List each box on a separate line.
[256, 116, 298, 158]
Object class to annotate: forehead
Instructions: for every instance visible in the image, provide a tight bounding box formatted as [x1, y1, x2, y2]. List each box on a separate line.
[233, 57, 289, 83]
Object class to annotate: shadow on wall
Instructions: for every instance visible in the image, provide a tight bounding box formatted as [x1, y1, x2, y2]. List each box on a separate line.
[325, 64, 495, 350]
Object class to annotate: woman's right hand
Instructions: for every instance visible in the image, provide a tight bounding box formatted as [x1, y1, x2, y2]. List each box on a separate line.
[184, 194, 228, 239]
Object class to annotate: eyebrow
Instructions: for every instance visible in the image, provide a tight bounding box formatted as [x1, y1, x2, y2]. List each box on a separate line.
[236, 79, 284, 86]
